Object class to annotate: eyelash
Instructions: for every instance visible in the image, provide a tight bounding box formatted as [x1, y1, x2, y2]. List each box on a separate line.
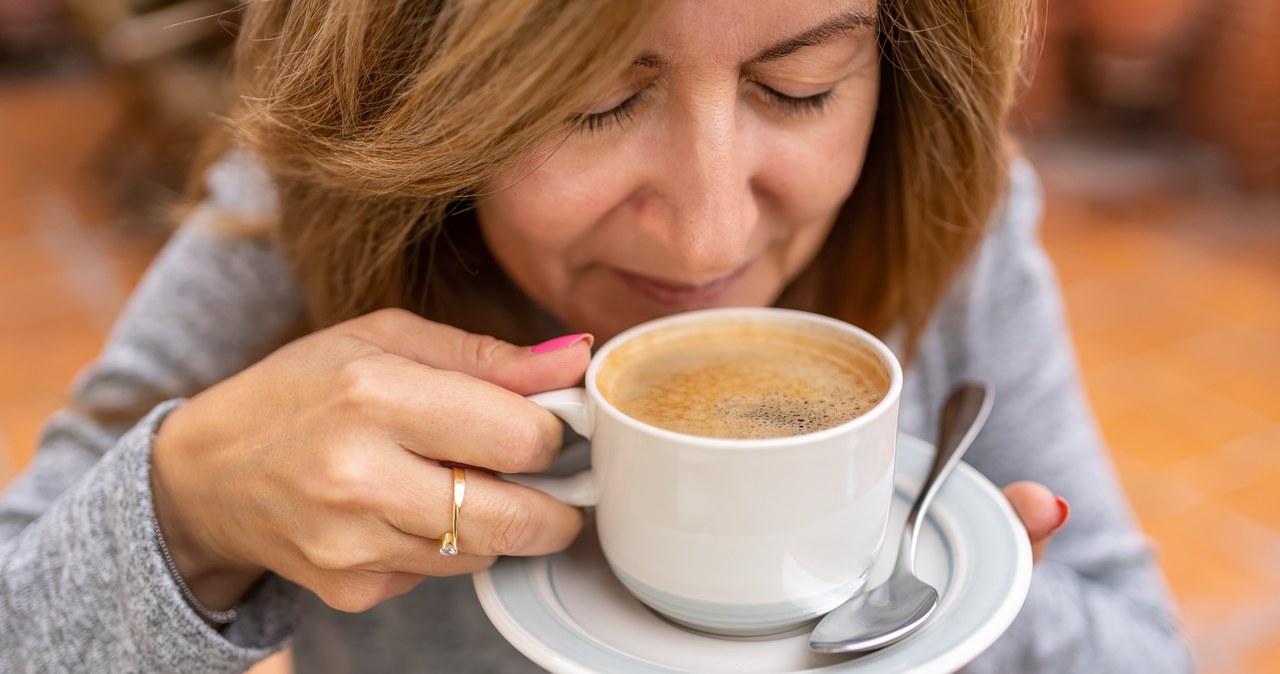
[574, 92, 643, 135]
[758, 86, 833, 115]
[573, 85, 834, 134]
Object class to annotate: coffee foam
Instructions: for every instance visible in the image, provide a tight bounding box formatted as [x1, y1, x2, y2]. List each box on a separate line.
[597, 320, 888, 439]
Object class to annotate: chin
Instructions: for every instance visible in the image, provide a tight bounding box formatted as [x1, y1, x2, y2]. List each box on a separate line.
[566, 292, 777, 345]
[544, 263, 783, 342]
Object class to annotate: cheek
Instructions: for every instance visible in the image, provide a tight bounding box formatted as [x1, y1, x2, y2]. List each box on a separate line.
[757, 88, 878, 223]
[478, 151, 629, 253]
[752, 146, 861, 244]
[474, 167, 566, 301]
[475, 149, 638, 308]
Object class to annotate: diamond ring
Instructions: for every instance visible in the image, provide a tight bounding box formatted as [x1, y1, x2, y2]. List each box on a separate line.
[439, 466, 466, 557]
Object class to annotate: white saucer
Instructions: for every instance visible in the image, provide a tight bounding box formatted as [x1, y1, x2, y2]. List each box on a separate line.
[474, 434, 1032, 674]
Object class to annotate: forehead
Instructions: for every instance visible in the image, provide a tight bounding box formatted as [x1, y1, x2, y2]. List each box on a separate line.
[649, 0, 878, 65]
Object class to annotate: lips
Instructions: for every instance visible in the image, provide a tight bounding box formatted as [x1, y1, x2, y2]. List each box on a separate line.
[613, 265, 748, 305]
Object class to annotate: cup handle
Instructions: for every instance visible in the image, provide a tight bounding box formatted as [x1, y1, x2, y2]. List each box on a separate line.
[502, 387, 598, 507]
[528, 387, 594, 437]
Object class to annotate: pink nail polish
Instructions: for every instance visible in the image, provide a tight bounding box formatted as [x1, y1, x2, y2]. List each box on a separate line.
[530, 333, 593, 354]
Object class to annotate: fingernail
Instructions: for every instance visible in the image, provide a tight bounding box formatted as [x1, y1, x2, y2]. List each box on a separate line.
[530, 333, 593, 354]
[1050, 496, 1070, 534]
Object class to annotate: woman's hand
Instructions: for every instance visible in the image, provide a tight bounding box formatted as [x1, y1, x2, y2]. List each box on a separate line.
[1002, 481, 1070, 564]
[150, 308, 593, 614]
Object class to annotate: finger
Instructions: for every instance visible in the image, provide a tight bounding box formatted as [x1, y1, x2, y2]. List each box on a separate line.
[349, 308, 593, 395]
[348, 353, 566, 472]
[308, 563, 491, 613]
[284, 519, 497, 581]
[1003, 481, 1069, 564]
[372, 541, 498, 577]
[378, 460, 585, 558]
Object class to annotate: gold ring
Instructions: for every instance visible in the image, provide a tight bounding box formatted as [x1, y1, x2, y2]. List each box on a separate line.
[439, 467, 466, 557]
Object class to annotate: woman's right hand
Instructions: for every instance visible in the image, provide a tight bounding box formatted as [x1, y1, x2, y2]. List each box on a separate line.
[150, 308, 592, 614]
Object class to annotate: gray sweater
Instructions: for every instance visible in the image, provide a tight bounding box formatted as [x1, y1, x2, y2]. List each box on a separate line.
[0, 156, 1192, 673]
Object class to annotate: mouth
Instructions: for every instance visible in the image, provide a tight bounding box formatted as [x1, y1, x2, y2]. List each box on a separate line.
[612, 264, 749, 305]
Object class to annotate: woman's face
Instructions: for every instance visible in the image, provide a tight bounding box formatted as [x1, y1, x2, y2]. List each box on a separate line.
[475, 0, 880, 341]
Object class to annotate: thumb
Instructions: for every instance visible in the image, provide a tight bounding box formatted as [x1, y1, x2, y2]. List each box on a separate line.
[490, 332, 595, 395]
[1002, 481, 1069, 564]
[350, 308, 593, 396]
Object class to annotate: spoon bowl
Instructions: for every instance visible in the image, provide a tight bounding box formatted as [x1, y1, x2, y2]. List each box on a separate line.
[809, 381, 993, 654]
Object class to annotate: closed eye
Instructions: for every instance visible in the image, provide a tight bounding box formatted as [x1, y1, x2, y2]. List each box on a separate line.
[757, 85, 833, 115]
[573, 91, 645, 135]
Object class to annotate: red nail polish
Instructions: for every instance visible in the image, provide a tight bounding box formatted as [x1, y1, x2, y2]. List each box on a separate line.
[531, 333, 593, 354]
[1050, 496, 1070, 534]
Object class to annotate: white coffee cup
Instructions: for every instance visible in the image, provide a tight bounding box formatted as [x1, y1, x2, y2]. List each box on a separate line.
[514, 307, 902, 636]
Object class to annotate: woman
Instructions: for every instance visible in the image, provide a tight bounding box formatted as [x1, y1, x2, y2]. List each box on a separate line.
[1, 0, 1191, 672]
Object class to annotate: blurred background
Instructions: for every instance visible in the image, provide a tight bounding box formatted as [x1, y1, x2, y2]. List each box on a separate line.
[0, 1, 1277, 673]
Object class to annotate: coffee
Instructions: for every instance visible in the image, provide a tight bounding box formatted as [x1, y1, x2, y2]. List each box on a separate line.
[525, 308, 903, 635]
[597, 320, 888, 439]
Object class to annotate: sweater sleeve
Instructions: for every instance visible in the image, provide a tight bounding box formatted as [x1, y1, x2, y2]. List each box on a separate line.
[0, 152, 307, 673]
[912, 162, 1194, 673]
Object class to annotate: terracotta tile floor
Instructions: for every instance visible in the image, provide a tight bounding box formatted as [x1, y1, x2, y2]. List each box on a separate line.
[2, 74, 1278, 673]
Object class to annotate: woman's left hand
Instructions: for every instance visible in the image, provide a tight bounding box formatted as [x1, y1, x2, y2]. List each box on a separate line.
[1002, 481, 1070, 564]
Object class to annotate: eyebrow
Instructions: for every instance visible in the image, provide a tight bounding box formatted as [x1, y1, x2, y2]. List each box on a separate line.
[632, 10, 877, 70]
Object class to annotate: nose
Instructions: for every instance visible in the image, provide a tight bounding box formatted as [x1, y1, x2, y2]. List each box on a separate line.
[646, 93, 758, 284]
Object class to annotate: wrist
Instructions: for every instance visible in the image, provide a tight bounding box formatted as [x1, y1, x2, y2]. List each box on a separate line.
[151, 401, 264, 612]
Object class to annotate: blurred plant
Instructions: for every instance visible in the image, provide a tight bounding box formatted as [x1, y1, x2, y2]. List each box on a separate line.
[0, 0, 81, 71]
[1015, 0, 1279, 192]
[1181, 0, 1280, 191]
[62, 0, 241, 209]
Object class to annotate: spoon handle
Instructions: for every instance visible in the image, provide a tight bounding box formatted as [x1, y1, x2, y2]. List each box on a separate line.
[899, 381, 994, 573]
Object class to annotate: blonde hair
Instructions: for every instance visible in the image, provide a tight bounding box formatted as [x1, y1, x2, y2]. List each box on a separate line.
[780, 0, 1029, 358]
[223, 0, 1029, 358]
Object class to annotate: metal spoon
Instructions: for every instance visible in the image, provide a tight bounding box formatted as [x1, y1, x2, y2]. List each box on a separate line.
[809, 380, 994, 654]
